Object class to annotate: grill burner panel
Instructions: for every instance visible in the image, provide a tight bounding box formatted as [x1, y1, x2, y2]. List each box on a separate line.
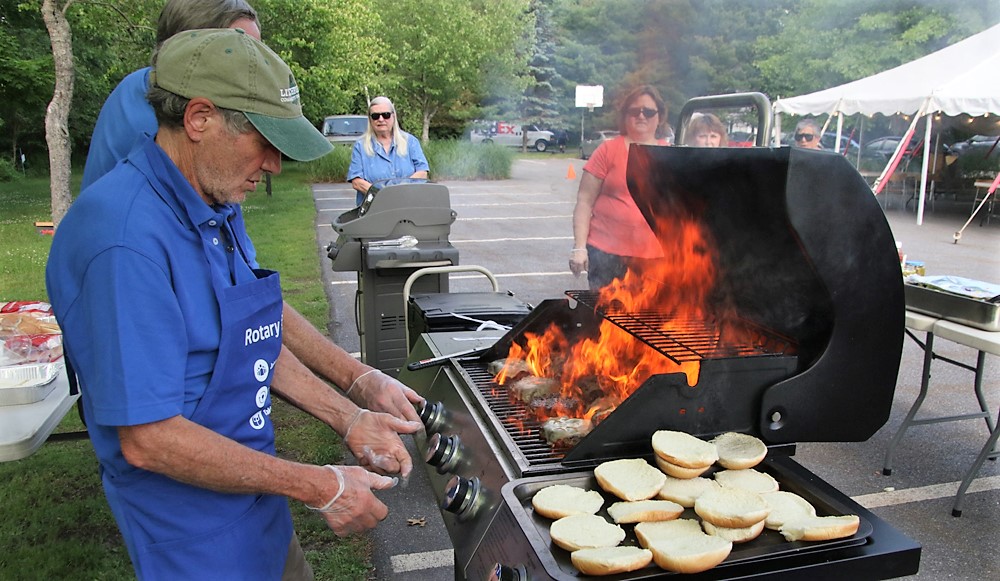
[567, 290, 795, 363]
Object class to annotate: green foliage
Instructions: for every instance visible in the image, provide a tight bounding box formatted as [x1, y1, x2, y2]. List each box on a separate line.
[305, 145, 353, 184]
[423, 140, 515, 180]
[0, 157, 21, 182]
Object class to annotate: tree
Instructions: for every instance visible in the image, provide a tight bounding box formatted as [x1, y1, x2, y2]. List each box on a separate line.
[41, 0, 74, 226]
[516, 0, 562, 151]
[0, 5, 53, 166]
[375, 0, 533, 142]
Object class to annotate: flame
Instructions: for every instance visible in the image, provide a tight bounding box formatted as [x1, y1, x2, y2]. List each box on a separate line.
[494, 211, 729, 425]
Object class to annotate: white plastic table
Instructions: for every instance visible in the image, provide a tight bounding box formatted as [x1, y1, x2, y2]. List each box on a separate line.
[0, 369, 79, 462]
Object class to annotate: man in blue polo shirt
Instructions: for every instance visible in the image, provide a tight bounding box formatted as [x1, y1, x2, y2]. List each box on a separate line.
[46, 29, 421, 579]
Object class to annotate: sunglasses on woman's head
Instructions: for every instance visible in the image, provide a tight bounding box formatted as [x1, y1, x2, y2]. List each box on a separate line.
[794, 133, 816, 142]
[627, 107, 658, 119]
[370, 112, 393, 120]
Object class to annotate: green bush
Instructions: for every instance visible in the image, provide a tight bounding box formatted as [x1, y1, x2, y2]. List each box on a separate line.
[424, 139, 513, 180]
[0, 157, 21, 182]
[304, 144, 351, 183]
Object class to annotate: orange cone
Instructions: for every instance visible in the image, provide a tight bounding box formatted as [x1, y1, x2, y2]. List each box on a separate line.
[566, 164, 577, 180]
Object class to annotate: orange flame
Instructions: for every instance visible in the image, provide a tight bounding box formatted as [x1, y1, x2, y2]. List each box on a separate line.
[496, 212, 725, 422]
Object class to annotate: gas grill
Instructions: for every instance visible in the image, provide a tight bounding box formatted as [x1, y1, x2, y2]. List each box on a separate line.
[398, 146, 921, 580]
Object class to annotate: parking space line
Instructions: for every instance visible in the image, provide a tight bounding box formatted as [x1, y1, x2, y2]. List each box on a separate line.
[453, 236, 572, 243]
[329, 271, 574, 286]
[459, 215, 573, 221]
[852, 475, 1000, 508]
[390, 549, 454, 573]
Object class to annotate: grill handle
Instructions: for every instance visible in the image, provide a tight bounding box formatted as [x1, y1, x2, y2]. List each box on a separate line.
[405, 347, 489, 370]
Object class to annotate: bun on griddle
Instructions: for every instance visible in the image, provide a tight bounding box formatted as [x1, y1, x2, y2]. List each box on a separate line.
[779, 514, 860, 542]
[761, 491, 817, 530]
[647, 534, 733, 574]
[694, 487, 770, 529]
[711, 432, 767, 469]
[634, 519, 704, 548]
[594, 458, 666, 501]
[701, 518, 766, 543]
[657, 475, 720, 507]
[606, 499, 683, 524]
[570, 546, 653, 576]
[653, 454, 711, 479]
[549, 514, 625, 552]
[652, 430, 719, 469]
[713, 468, 779, 494]
[531, 484, 604, 519]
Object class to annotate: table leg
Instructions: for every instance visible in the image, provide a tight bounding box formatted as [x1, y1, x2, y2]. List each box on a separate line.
[952, 406, 1000, 517]
[883, 330, 935, 475]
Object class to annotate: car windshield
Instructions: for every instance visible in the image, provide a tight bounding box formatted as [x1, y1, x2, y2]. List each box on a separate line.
[323, 117, 367, 136]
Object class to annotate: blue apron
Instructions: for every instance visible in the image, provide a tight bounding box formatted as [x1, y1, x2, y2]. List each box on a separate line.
[103, 145, 293, 580]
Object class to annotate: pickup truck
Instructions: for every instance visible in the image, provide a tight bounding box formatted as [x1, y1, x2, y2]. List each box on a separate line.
[470, 122, 554, 152]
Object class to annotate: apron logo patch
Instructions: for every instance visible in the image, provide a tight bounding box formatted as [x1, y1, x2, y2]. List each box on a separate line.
[255, 385, 269, 408]
[249, 410, 267, 430]
[245, 320, 281, 346]
[253, 359, 270, 382]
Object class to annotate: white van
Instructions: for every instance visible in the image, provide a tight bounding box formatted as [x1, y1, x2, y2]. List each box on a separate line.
[321, 115, 368, 147]
[470, 121, 554, 152]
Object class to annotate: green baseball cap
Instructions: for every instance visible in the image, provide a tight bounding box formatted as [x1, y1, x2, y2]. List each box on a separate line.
[150, 28, 332, 162]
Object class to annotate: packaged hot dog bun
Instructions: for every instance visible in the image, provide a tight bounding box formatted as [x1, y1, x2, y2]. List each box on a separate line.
[761, 491, 817, 530]
[594, 458, 666, 501]
[653, 454, 711, 479]
[702, 518, 766, 543]
[713, 468, 780, 494]
[647, 534, 733, 574]
[549, 514, 625, 552]
[570, 546, 653, 576]
[779, 514, 860, 542]
[531, 484, 604, 519]
[606, 499, 684, 524]
[657, 474, 720, 507]
[711, 432, 768, 469]
[694, 487, 770, 528]
[634, 519, 704, 548]
[652, 430, 719, 469]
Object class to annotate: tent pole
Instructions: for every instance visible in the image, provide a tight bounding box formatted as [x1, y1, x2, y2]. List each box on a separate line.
[835, 114, 844, 154]
[916, 113, 934, 225]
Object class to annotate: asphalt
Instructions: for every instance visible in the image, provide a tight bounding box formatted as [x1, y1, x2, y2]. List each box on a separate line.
[311, 154, 999, 580]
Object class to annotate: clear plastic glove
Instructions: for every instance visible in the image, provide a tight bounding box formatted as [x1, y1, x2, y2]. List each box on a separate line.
[569, 248, 588, 277]
[347, 369, 424, 424]
[344, 409, 422, 478]
[307, 464, 398, 537]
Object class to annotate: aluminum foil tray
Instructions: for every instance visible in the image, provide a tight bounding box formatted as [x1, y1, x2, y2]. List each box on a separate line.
[0, 362, 62, 405]
[904, 284, 1000, 332]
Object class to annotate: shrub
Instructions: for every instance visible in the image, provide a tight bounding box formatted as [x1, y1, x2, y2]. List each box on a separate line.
[0, 157, 21, 182]
[305, 144, 351, 183]
[424, 139, 513, 180]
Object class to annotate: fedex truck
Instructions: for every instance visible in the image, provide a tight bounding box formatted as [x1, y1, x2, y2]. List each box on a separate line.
[470, 121, 554, 152]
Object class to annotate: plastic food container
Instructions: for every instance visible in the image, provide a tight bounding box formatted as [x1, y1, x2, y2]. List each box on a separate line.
[0, 362, 62, 405]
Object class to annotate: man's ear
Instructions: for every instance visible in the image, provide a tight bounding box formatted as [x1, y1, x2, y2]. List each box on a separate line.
[184, 98, 216, 143]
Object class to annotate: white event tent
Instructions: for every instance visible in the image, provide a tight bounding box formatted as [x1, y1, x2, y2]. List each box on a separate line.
[773, 23, 1000, 225]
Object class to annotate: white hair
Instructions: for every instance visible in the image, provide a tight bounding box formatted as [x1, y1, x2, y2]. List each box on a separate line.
[361, 96, 409, 157]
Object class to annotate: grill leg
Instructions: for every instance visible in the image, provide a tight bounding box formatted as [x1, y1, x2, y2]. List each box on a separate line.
[884, 330, 935, 476]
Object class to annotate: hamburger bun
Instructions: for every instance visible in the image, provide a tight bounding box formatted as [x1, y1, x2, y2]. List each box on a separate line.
[653, 454, 711, 479]
[594, 458, 666, 501]
[711, 432, 767, 469]
[702, 518, 766, 543]
[549, 514, 625, 552]
[713, 468, 780, 494]
[652, 430, 719, 469]
[531, 484, 604, 519]
[570, 546, 653, 576]
[606, 499, 684, 524]
[761, 491, 817, 530]
[647, 534, 733, 574]
[779, 514, 860, 542]
[657, 475, 721, 508]
[694, 487, 770, 529]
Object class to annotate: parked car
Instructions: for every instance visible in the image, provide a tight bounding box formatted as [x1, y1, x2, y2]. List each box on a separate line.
[819, 132, 861, 155]
[321, 114, 367, 147]
[862, 136, 921, 161]
[949, 134, 1000, 159]
[580, 129, 619, 159]
[728, 131, 755, 147]
[470, 122, 554, 152]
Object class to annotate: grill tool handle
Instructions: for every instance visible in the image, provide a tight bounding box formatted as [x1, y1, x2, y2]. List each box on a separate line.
[405, 347, 489, 371]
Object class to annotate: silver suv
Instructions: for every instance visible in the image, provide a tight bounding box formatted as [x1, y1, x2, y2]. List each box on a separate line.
[321, 115, 367, 147]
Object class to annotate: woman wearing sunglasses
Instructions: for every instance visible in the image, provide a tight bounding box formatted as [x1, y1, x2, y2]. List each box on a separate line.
[793, 119, 823, 150]
[570, 85, 670, 289]
[347, 96, 429, 205]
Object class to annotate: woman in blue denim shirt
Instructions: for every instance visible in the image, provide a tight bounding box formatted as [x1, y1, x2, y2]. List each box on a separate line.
[347, 96, 430, 205]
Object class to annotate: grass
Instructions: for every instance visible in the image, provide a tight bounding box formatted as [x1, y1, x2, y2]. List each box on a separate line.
[0, 165, 371, 580]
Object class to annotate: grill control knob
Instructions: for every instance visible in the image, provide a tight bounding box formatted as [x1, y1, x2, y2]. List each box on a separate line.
[418, 400, 446, 433]
[442, 475, 480, 520]
[424, 433, 461, 473]
[487, 563, 526, 581]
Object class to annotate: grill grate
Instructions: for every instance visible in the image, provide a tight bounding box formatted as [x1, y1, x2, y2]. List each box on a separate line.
[566, 290, 793, 364]
[461, 362, 566, 468]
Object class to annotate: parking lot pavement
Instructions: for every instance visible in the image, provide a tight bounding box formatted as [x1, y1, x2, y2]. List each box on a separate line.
[312, 156, 999, 580]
